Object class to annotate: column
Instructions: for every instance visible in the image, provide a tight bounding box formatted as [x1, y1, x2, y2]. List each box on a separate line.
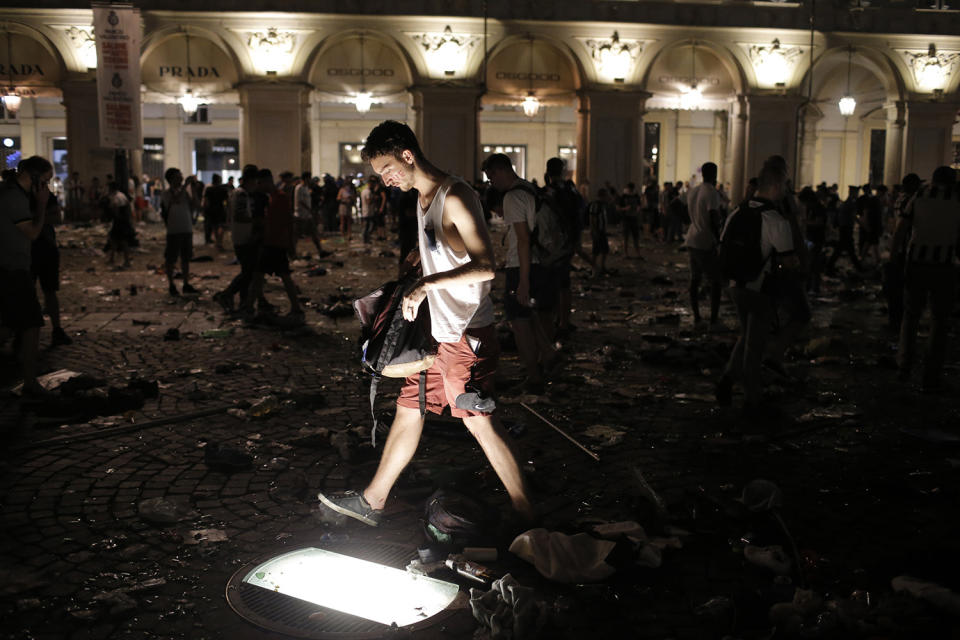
[61, 78, 114, 185]
[725, 95, 747, 202]
[883, 101, 905, 187]
[743, 94, 804, 186]
[797, 104, 823, 190]
[239, 83, 310, 174]
[17, 98, 38, 158]
[410, 86, 482, 181]
[161, 103, 182, 173]
[576, 89, 650, 191]
[902, 100, 959, 182]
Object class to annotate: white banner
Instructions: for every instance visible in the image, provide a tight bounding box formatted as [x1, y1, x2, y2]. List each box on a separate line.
[93, 5, 142, 149]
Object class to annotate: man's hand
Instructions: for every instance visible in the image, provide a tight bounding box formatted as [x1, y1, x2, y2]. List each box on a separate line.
[34, 182, 50, 213]
[515, 280, 531, 307]
[402, 280, 428, 321]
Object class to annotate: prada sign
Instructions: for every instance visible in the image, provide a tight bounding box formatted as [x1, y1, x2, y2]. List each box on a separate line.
[158, 65, 222, 78]
[0, 63, 46, 77]
[141, 35, 238, 94]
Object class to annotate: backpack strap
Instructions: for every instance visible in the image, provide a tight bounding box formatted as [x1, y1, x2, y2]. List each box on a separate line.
[369, 374, 381, 447]
[419, 370, 427, 419]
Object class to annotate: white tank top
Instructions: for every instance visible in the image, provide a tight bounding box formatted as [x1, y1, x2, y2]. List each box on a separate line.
[417, 176, 494, 342]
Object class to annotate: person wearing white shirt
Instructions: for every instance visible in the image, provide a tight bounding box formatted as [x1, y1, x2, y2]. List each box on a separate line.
[684, 162, 728, 325]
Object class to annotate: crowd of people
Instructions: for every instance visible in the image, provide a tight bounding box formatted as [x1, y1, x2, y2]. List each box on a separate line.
[1, 130, 958, 498]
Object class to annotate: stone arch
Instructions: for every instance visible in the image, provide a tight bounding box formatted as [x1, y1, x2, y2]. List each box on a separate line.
[483, 33, 584, 107]
[801, 44, 906, 107]
[0, 21, 66, 98]
[641, 38, 746, 109]
[140, 26, 241, 101]
[305, 30, 415, 104]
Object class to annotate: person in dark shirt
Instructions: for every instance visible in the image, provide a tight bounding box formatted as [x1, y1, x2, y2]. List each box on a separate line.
[202, 174, 229, 250]
[246, 168, 304, 323]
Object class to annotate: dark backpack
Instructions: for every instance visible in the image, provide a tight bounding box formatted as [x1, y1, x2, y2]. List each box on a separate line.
[719, 199, 768, 286]
[353, 269, 438, 445]
[506, 182, 570, 267]
[423, 488, 495, 548]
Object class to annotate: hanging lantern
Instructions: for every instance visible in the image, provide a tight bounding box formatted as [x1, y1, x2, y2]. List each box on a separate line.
[521, 92, 540, 118]
[2, 91, 21, 115]
[353, 91, 373, 113]
[178, 88, 199, 116]
[838, 46, 856, 117]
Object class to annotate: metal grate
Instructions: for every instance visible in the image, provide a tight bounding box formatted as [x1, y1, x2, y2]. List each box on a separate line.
[226, 540, 460, 639]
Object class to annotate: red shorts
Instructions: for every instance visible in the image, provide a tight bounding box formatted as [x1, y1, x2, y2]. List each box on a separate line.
[397, 324, 499, 418]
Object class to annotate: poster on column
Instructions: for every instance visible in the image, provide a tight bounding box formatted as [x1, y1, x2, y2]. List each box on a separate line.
[93, 4, 142, 149]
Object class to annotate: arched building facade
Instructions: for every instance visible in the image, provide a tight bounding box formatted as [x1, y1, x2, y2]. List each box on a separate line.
[0, 3, 958, 199]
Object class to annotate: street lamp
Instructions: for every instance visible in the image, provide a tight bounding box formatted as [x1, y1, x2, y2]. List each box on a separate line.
[679, 41, 703, 110]
[353, 34, 374, 114]
[521, 35, 540, 118]
[179, 32, 200, 116]
[838, 46, 856, 117]
[2, 28, 21, 115]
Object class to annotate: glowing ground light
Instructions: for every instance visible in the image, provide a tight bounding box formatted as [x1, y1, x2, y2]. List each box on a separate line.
[242, 547, 460, 627]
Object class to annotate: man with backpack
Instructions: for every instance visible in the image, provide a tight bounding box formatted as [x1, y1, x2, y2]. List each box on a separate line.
[318, 120, 534, 528]
[715, 162, 798, 420]
[482, 153, 557, 394]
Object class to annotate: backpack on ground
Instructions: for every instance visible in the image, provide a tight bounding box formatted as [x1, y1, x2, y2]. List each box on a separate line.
[353, 268, 437, 446]
[718, 199, 767, 286]
[506, 183, 570, 267]
[423, 488, 496, 548]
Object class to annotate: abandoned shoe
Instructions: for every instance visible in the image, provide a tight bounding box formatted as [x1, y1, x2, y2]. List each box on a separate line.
[317, 490, 382, 527]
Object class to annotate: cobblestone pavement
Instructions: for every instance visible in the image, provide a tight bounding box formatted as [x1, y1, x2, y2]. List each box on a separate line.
[1, 221, 959, 639]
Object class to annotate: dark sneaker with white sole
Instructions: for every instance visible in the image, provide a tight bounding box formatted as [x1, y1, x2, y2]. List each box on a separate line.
[317, 490, 382, 527]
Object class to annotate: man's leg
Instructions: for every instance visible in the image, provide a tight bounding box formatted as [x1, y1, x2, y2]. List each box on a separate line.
[689, 250, 704, 322]
[279, 274, 303, 314]
[462, 414, 534, 520]
[362, 405, 426, 509]
[511, 318, 543, 385]
[923, 268, 955, 387]
[897, 270, 926, 375]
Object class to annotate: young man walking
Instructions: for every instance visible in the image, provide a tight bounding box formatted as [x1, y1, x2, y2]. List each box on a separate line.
[892, 166, 960, 391]
[715, 163, 797, 420]
[318, 120, 534, 526]
[684, 162, 727, 326]
[482, 152, 556, 393]
[160, 168, 198, 296]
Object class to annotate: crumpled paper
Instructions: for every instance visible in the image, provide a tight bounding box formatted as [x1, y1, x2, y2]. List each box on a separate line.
[469, 573, 547, 640]
[509, 528, 616, 583]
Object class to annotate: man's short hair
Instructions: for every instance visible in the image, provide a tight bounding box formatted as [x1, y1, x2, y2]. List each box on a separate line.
[361, 120, 424, 163]
[545, 157, 565, 177]
[902, 173, 922, 192]
[481, 153, 513, 174]
[211, 174, 222, 185]
[701, 162, 718, 183]
[17, 155, 52, 177]
[301, 171, 311, 181]
[257, 168, 273, 182]
[164, 167, 181, 184]
[932, 165, 956, 186]
[758, 164, 787, 189]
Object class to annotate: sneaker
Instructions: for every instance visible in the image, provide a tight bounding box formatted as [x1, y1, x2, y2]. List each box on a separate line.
[182, 283, 199, 295]
[317, 490, 382, 527]
[51, 327, 73, 346]
[168, 283, 179, 297]
[212, 291, 234, 313]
